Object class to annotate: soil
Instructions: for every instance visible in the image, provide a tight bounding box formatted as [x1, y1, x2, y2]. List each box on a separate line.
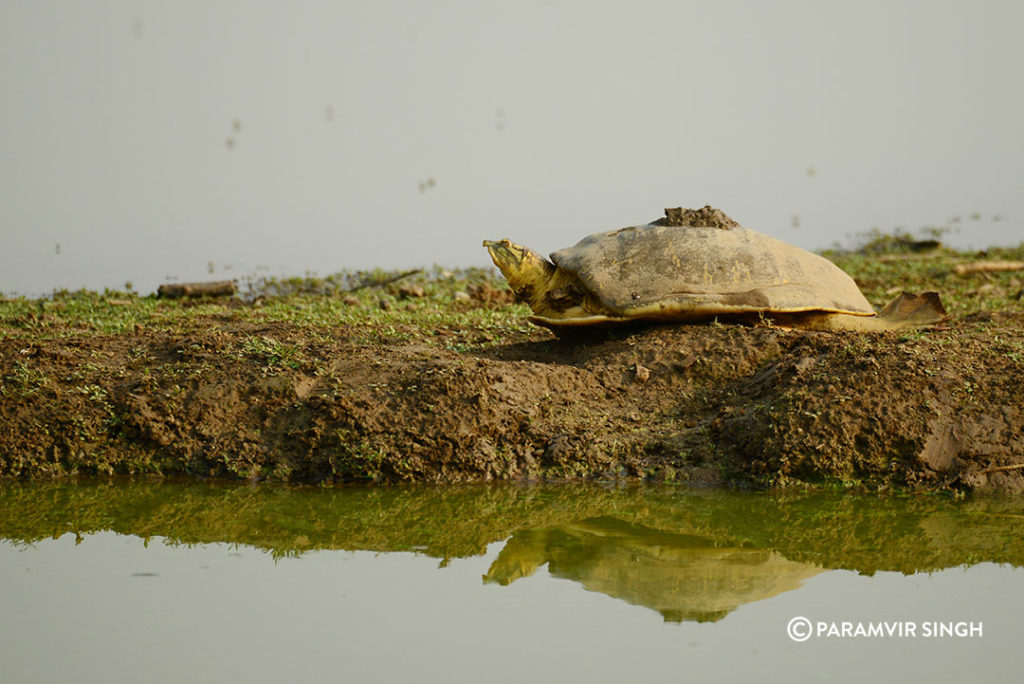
[652, 205, 739, 229]
[2, 307, 1022, 491]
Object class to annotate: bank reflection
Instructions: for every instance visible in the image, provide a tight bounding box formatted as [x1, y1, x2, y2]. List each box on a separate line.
[1, 481, 1021, 623]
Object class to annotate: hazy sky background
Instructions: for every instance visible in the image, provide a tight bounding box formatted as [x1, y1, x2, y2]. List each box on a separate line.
[2, 0, 1022, 295]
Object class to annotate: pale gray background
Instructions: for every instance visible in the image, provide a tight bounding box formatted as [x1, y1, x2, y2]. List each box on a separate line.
[2, 0, 1022, 295]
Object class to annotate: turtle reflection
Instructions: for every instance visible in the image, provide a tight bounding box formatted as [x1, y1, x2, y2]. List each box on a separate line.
[484, 517, 822, 623]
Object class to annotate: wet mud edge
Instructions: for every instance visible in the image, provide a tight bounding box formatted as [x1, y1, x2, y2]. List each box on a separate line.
[1, 315, 1022, 491]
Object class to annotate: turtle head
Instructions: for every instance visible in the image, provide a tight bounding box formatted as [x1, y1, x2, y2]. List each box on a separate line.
[482, 239, 557, 310]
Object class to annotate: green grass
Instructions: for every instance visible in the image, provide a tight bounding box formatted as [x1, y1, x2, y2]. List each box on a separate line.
[0, 267, 534, 343]
[0, 360, 49, 397]
[824, 240, 1024, 316]
[2, 239, 1022, 342]
[236, 336, 306, 371]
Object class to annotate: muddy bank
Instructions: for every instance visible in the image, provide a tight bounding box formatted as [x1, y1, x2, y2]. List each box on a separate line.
[2, 308, 1022, 491]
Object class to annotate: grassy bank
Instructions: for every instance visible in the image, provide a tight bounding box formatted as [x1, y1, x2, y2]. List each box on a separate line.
[1, 238, 1022, 490]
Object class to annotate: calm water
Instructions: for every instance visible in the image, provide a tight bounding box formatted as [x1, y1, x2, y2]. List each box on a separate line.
[4, 4, 1024, 296]
[1, 481, 1022, 683]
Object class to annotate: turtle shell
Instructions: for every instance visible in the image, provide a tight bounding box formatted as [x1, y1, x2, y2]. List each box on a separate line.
[549, 223, 873, 319]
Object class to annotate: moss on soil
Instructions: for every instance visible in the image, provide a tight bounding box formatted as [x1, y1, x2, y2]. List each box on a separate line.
[1, 240, 1022, 491]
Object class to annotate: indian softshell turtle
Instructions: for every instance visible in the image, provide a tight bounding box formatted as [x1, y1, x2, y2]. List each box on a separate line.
[483, 206, 946, 331]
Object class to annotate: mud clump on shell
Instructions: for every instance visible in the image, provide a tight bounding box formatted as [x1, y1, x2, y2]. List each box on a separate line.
[652, 206, 739, 230]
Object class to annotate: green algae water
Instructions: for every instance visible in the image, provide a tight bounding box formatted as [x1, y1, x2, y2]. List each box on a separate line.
[1, 481, 1022, 683]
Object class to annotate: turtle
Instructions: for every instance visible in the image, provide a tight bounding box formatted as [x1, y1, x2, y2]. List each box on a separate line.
[482, 206, 946, 331]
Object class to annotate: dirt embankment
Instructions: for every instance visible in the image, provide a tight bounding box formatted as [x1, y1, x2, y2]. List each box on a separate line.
[2, 311, 1022, 491]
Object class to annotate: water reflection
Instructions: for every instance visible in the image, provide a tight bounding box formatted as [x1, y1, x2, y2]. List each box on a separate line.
[1, 481, 1022, 622]
[484, 518, 822, 622]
